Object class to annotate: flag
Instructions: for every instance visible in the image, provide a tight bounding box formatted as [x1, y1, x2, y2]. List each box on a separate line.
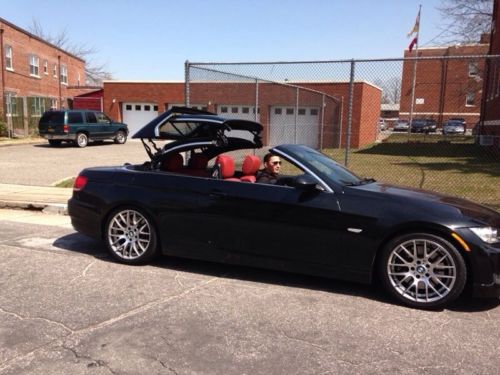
[407, 9, 421, 37]
[409, 37, 418, 52]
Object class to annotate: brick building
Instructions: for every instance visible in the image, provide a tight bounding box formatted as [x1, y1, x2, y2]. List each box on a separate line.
[102, 80, 381, 148]
[0, 17, 88, 136]
[400, 39, 489, 127]
[481, 0, 500, 150]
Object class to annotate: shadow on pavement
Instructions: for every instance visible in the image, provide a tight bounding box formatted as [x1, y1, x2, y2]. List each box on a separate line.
[53, 233, 499, 313]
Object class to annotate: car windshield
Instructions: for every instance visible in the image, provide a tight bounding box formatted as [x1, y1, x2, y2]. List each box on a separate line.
[278, 145, 363, 186]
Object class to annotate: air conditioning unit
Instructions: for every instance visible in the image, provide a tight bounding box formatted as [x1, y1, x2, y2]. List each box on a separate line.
[479, 135, 494, 146]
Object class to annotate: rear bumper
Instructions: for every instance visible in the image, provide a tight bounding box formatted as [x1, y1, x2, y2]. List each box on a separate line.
[40, 134, 76, 141]
[68, 197, 103, 240]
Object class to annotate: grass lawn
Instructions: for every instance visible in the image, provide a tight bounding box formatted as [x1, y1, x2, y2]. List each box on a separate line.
[323, 133, 500, 211]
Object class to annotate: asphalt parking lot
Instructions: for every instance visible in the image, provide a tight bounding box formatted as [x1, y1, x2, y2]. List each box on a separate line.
[0, 140, 147, 186]
[1, 210, 499, 374]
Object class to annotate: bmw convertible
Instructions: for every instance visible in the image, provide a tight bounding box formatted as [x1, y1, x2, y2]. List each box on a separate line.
[68, 107, 500, 309]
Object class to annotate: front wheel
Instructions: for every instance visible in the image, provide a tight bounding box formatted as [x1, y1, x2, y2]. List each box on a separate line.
[114, 130, 127, 144]
[105, 207, 158, 265]
[76, 132, 88, 148]
[379, 233, 466, 309]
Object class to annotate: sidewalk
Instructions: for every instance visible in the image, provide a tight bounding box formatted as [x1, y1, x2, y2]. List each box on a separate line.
[0, 183, 71, 215]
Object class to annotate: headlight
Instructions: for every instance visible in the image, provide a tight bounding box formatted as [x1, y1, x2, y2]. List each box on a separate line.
[470, 227, 499, 244]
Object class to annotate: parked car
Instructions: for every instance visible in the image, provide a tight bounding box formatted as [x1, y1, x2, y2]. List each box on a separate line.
[68, 107, 500, 310]
[393, 120, 410, 132]
[378, 118, 387, 131]
[410, 119, 437, 133]
[443, 119, 466, 135]
[38, 109, 128, 147]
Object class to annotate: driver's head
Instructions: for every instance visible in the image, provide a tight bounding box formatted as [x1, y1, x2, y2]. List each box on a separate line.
[263, 153, 281, 175]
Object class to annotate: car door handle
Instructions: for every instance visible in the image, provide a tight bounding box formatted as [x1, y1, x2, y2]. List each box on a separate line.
[209, 190, 227, 198]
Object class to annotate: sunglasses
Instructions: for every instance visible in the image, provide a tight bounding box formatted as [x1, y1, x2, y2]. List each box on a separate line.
[271, 161, 282, 166]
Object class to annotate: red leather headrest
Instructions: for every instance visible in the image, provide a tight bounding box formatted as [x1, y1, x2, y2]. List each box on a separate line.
[190, 154, 208, 169]
[162, 153, 183, 171]
[216, 155, 235, 178]
[242, 155, 261, 175]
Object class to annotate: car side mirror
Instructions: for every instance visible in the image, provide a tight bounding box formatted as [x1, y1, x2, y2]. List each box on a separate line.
[294, 174, 319, 190]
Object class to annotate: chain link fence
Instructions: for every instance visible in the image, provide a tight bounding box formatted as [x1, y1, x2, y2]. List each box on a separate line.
[187, 56, 500, 210]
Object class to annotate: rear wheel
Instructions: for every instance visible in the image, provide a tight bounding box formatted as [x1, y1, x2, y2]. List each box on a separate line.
[379, 233, 466, 309]
[76, 132, 88, 148]
[48, 140, 62, 146]
[114, 130, 127, 144]
[105, 207, 158, 265]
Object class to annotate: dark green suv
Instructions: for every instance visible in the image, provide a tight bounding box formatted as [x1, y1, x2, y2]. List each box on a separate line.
[38, 110, 129, 148]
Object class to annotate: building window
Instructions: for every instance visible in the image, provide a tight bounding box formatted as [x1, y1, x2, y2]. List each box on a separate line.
[274, 108, 282, 115]
[154, 105, 158, 111]
[30, 97, 45, 115]
[286, 108, 294, 115]
[125, 104, 132, 110]
[466, 92, 475, 106]
[135, 105, 141, 111]
[242, 107, 249, 114]
[231, 107, 238, 113]
[144, 105, 151, 111]
[44, 60, 48, 75]
[5, 92, 17, 115]
[53, 64, 57, 77]
[60, 65, 68, 84]
[29, 55, 40, 77]
[468, 62, 479, 77]
[50, 98, 57, 110]
[220, 106, 228, 113]
[5, 45, 13, 70]
[77, 73, 80, 86]
[298, 108, 306, 115]
[310, 108, 318, 116]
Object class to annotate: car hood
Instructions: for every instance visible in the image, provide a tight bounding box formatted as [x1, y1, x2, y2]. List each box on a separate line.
[353, 182, 500, 227]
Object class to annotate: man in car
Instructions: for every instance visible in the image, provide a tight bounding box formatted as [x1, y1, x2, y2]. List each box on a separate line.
[256, 153, 281, 184]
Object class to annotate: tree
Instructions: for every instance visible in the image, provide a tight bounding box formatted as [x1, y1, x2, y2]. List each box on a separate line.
[437, 0, 494, 44]
[374, 77, 401, 104]
[29, 19, 112, 86]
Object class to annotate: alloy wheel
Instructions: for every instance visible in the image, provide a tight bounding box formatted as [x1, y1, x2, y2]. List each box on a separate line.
[107, 209, 152, 261]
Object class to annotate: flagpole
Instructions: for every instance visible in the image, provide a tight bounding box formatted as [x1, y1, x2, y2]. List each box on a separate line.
[408, 5, 422, 134]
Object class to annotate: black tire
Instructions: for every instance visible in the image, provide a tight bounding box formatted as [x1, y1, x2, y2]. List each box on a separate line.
[379, 233, 466, 309]
[48, 140, 62, 146]
[75, 132, 88, 148]
[105, 207, 158, 265]
[114, 130, 127, 144]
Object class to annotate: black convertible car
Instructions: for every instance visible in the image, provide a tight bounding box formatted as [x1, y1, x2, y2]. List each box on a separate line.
[68, 107, 500, 309]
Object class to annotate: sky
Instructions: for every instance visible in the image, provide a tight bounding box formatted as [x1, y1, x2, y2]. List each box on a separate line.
[0, 0, 446, 81]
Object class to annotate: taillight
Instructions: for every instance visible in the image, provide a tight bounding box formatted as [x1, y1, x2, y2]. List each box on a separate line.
[73, 175, 88, 191]
[63, 124, 69, 133]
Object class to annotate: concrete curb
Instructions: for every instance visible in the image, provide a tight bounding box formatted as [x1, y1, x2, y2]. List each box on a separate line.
[0, 201, 68, 215]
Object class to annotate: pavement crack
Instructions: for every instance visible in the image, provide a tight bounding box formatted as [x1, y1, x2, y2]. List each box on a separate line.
[278, 329, 328, 352]
[0, 306, 74, 333]
[62, 344, 118, 374]
[70, 260, 96, 283]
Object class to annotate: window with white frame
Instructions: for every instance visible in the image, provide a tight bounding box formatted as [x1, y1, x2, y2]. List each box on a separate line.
[29, 55, 40, 77]
[53, 63, 57, 77]
[466, 92, 475, 106]
[50, 98, 58, 110]
[468, 62, 479, 77]
[5, 92, 17, 115]
[44, 60, 48, 75]
[30, 97, 46, 115]
[60, 65, 68, 84]
[5, 45, 13, 70]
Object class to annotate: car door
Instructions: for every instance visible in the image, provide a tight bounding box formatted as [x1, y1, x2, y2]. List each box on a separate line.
[199, 177, 347, 272]
[84, 111, 103, 139]
[96, 112, 114, 138]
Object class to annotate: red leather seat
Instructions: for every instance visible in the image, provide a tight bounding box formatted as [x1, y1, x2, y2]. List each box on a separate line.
[186, 154, 209, 177]
[215, 155, 240, 181]
[161, 153, 183, 172]
[240, 155, 261, 183]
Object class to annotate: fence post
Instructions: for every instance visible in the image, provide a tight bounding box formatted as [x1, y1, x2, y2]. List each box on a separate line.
[320, 94, 325, 150]
[255, 79, 259, 122]
[294, 87, 299, 144]
[184, 60, 190, 107]
[345, 60, 355, 167]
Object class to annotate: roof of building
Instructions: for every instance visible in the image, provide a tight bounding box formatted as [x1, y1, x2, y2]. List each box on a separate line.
[0, 17, 85, 63]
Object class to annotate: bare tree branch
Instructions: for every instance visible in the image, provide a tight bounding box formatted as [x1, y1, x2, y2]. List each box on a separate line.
[28, 18, 112, 86]
[436, 0, 493, 45]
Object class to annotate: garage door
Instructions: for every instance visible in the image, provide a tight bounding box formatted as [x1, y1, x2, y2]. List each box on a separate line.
[217, 105, 260, 141]
[123, 103, 158, 136]
[269, 106, 319, 147]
